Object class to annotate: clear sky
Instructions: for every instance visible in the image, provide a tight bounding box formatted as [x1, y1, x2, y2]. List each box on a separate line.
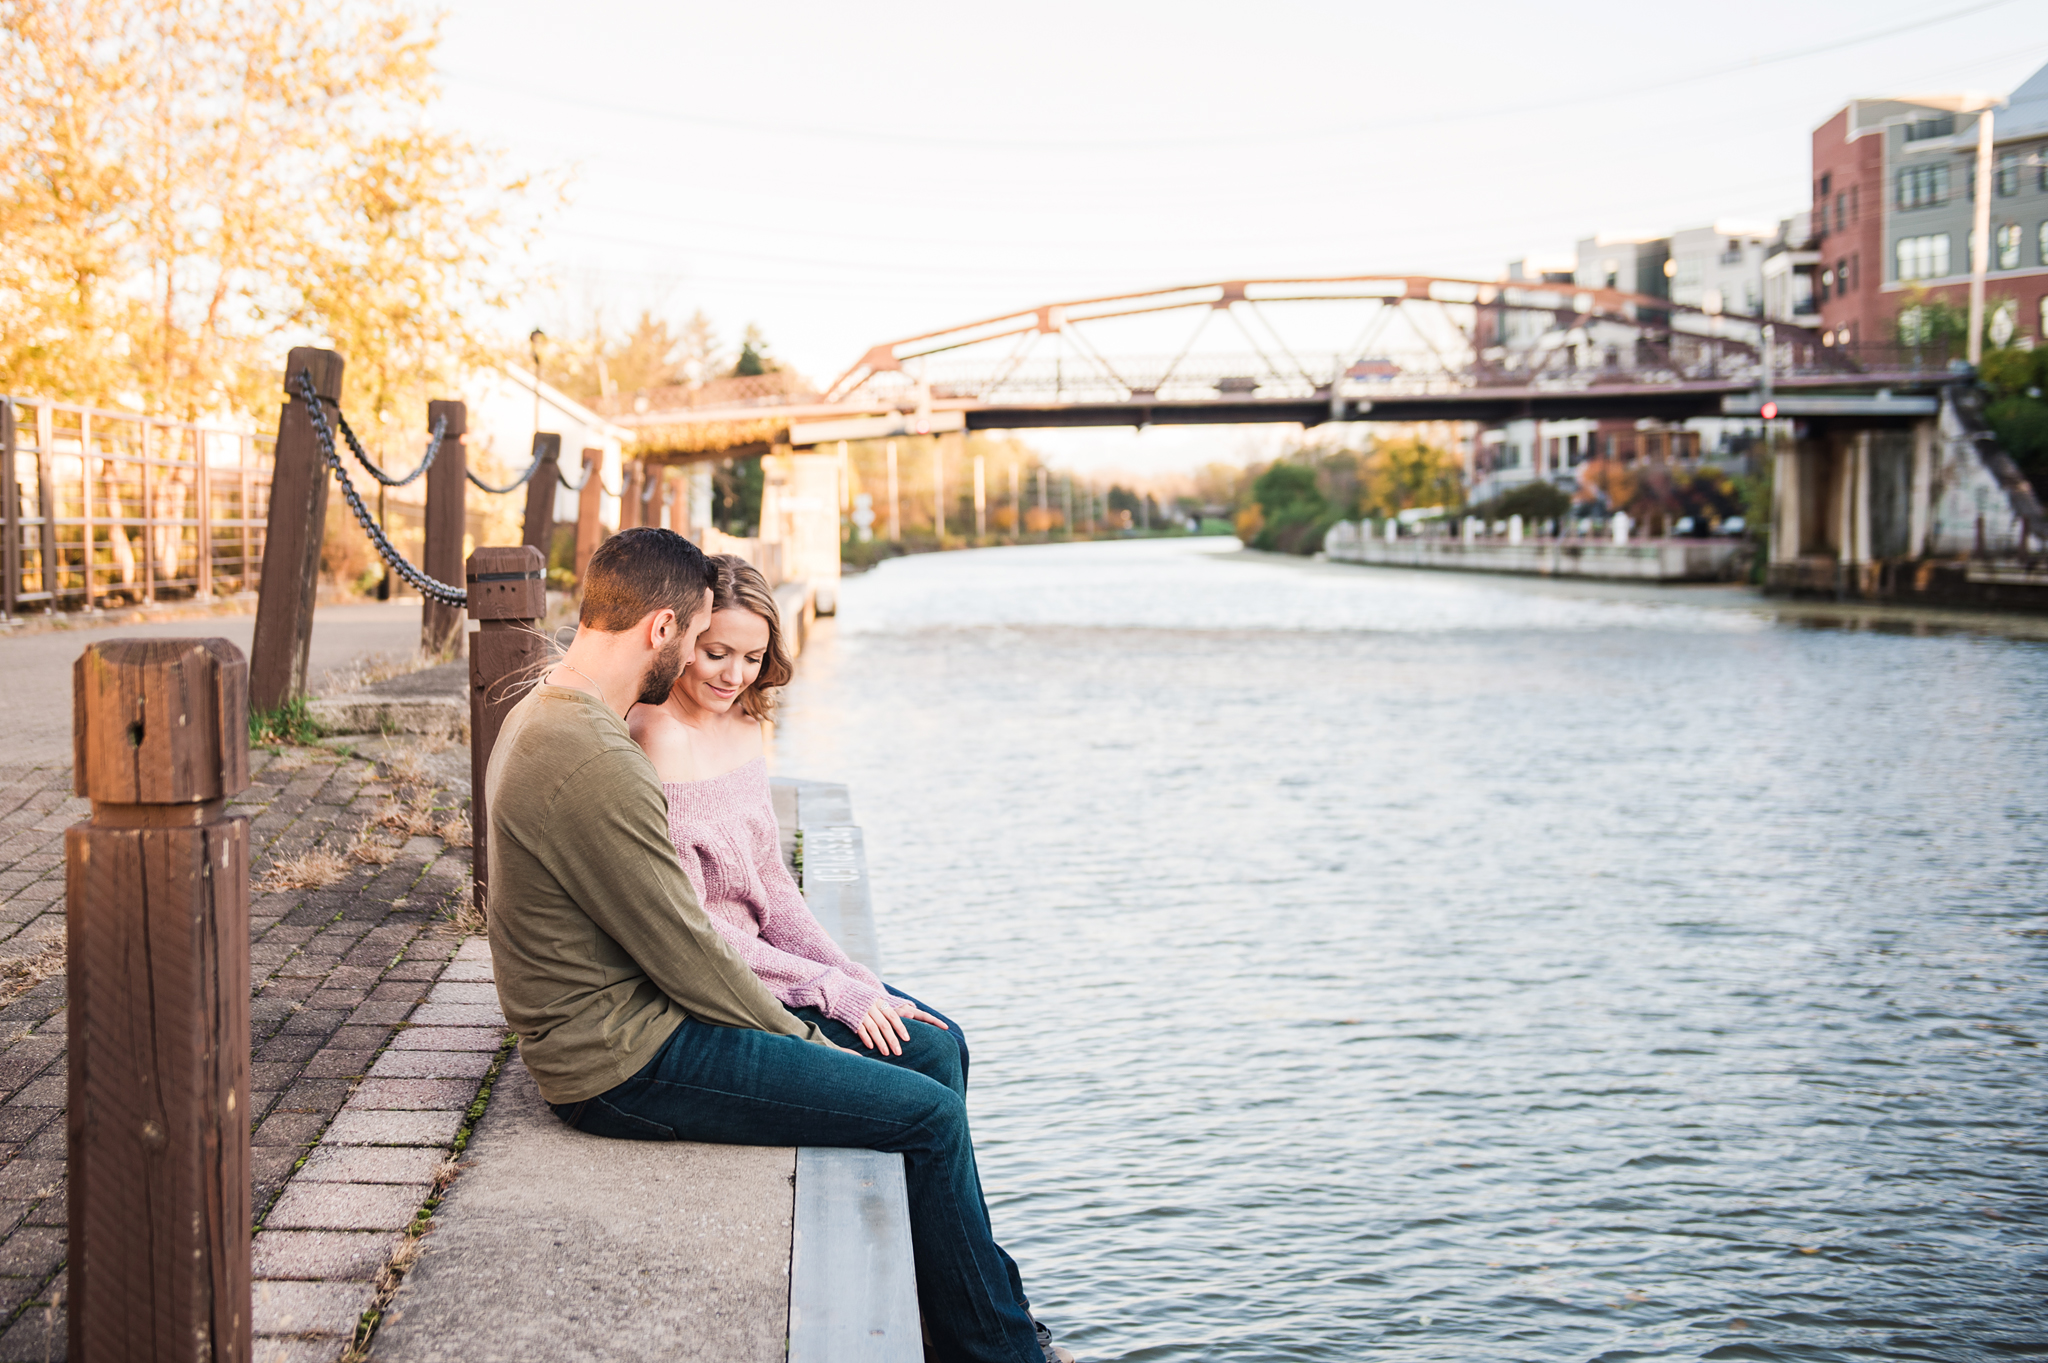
[433, 0, 2048, 474]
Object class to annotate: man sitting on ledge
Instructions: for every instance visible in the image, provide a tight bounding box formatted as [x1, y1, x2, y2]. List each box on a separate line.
[484, 527, 1070, 1363]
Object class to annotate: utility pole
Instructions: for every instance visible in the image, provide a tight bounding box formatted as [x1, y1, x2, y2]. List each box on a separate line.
[1967, 97, 1998, 367]
[886, 440, 900, 542]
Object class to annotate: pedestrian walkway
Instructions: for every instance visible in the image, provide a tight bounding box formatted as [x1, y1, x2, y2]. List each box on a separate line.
[0, 599, 428, 763]
[0, 735, 482, 1362]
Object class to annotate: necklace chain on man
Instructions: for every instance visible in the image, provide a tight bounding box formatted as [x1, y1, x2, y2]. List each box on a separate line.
[552, 664, 606, 707]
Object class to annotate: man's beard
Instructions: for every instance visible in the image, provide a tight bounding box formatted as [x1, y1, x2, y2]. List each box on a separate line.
[635, 632, 687, 705]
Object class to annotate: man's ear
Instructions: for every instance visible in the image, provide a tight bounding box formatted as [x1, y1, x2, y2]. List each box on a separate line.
[645, 606, 678, 648]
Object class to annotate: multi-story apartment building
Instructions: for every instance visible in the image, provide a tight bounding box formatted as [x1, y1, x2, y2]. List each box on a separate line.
[1572, 233, 1670, 298]
[1814, 61, 2048, 350]
[1762, 211, 1820, 324]
[1668, 222, 1776, 316]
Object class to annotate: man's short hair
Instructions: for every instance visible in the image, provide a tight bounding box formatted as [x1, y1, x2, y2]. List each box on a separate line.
[579, 527, 716, 632]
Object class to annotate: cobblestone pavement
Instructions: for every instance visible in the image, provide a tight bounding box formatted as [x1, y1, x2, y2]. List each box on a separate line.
[0, 740, 484, 1362]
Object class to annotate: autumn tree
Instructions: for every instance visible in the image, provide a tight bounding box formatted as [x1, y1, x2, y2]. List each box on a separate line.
[0, 0, 534, 425]
[1361, 437, 1463, 515]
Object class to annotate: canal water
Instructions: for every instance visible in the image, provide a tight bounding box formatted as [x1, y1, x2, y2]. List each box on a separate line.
[770, 537, 2047, 1362]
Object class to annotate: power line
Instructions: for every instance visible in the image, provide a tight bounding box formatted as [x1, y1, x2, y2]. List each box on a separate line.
[443, 0, 2020, 154]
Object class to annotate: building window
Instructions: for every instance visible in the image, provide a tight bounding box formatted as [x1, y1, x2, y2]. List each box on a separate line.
[1835, 193, 1847, 231]
[1897, 163, 1950, 208]
[2041, 296, 2048, 341]
[1997, 152, 2022, 197]
[2040, 220, 2048, 266]
[1820, 267, 1834, 299]
[1895, 234, 1951, 281]
[1904, 114, 1955, 143]
[1997, 223, 2022, 270]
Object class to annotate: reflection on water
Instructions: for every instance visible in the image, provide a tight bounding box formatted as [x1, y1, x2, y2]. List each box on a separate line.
[772, 538, 2048, 1362]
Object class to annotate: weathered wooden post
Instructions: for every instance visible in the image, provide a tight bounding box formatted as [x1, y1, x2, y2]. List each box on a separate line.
[467, 545, 547, 910]
[520, 433, 562, 562]
[573, 448, 604, 584]
[68, 638, 252, 1363]
[618, 460, 645, 532]
[646, 463, 669, 534]
[2, 398, 18, 618]
[250, 347, 342, 714]
[421, 400, 468, 657]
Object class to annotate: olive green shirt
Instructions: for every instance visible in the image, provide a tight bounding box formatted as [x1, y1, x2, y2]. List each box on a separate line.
[485, 684, 828, 1104]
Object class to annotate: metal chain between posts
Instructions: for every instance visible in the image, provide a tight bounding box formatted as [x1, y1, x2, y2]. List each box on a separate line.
[467, 440, 551, 494]
[294, 368, 467, 608]
[334, 406, 444, 487]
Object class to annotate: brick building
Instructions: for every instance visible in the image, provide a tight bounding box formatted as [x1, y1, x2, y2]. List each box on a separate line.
[1813, 61, 2048, 352]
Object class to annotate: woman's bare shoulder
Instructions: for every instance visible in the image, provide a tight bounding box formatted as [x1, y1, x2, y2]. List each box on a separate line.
[631, 703, 699, 783]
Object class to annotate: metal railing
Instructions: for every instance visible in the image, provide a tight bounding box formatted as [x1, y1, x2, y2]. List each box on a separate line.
[2, 394, 274, 615]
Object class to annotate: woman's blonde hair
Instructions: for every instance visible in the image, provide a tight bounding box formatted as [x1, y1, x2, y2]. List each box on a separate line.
[706, 554, 793, 721]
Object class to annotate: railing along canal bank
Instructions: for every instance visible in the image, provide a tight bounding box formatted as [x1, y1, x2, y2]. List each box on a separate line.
[1323, 519, 1748, 582]
[0, 393, 274, 613]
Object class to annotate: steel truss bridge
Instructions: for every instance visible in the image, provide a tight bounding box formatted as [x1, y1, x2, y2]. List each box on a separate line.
[615, 275, 1952, 460]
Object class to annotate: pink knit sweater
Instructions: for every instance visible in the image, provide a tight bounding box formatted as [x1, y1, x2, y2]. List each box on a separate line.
[662, 758, 901, 1029]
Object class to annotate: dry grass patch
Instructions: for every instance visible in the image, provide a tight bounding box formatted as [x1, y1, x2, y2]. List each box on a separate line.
[0, 939, 66, 1007]
[257, 843, 349, 892]
[443, 890, 486, 936]
[349, 825, 400, 866]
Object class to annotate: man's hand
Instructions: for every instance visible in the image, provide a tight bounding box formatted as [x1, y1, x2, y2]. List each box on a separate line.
[853, 999, 948, 1055]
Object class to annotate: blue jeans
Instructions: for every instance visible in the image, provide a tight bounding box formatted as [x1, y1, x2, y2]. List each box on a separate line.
[550, 987, 1040, 1363]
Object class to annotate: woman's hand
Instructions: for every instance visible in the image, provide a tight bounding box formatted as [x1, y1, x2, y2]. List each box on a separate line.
[853, 1000, 950, 1055]
[854, 1000, 910, 1055]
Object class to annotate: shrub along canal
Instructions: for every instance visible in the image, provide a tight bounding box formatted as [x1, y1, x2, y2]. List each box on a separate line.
[771, 536, 2046, 1363]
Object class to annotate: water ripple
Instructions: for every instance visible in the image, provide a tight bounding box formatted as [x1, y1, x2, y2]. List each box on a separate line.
[774, 539, 2048, 1361]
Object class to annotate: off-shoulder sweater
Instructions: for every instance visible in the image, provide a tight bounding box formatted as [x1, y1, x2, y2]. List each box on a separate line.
[662, 757, 906, 1029]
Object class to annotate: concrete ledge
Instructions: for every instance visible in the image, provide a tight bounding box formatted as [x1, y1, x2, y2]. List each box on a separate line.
[310, 661, 470, 739]
[369, 1058, 797, 1363]
[307, 695, 468, 741]
[789, 1148, 918, 1363]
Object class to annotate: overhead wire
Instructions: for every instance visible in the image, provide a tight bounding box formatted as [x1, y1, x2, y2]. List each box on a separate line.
[443, 0, 2021, 154]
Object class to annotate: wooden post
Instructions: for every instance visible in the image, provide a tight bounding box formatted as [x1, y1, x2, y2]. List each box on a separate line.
[573, 449, 604, 583]
[68, 638, 252, 1363]
[2, 398, 17, 617]
[646, 463, 669, 535]
[421, 400, 468, 657]
[617, 460, 643, 532]
[249, 347, 341, 714]
[520, 433, 561, 563]
[467, 546, 546, 910]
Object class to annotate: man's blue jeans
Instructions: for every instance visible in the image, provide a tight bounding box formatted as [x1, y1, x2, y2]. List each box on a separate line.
[549, 990, 1040, 1363]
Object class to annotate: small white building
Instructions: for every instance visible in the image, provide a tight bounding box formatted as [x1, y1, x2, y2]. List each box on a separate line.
[460, 364, 631, 547]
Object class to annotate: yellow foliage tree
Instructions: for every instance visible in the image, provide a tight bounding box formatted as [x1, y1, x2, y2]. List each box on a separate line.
[1360, 437, 1463, 515]
[0, 0, 536, 426]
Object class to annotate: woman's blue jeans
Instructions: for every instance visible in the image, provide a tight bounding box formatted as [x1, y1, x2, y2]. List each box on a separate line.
[549, 987, 1039, 1363]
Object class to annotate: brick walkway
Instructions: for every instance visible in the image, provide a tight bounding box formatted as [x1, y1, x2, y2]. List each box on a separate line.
[0, 741, 487, 1362]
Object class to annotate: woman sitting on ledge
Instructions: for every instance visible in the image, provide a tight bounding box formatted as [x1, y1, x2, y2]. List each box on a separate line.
[631, 556, 1071, 1362]
[628, 553, 967, 1086]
